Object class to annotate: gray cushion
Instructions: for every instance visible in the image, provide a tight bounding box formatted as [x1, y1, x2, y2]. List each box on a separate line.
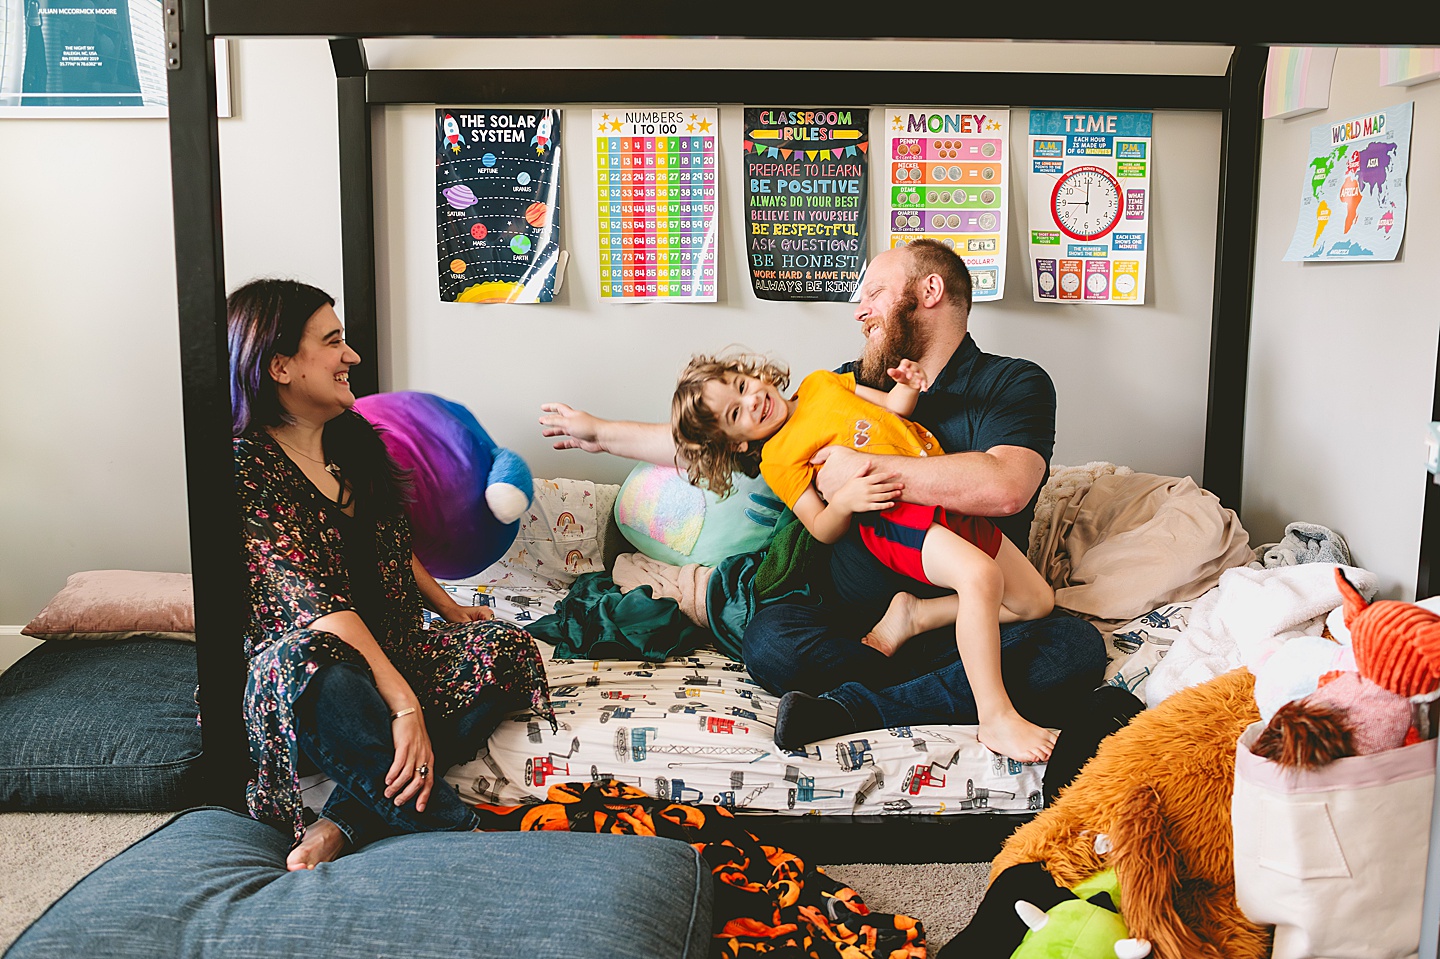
[8, 807, 713, 959]
[0, 639, 202, 811]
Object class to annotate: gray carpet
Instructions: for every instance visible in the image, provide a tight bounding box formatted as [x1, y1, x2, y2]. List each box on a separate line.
[0, 812, 988, 952]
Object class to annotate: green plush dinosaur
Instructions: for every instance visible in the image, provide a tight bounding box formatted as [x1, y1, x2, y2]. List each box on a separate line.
[1011, 868, 1152, 959]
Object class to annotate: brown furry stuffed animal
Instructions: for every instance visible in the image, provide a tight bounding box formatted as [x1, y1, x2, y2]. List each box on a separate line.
[991, 668, 1270, 959]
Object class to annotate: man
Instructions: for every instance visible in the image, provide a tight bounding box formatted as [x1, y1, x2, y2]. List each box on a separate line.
[540, 240, 1104, 748]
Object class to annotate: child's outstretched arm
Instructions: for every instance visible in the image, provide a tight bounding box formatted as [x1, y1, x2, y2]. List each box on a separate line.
[853, 359, 928, 418]
[790, 463, 904, 544]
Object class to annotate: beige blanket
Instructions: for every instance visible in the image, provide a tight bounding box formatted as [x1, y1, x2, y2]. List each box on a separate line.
[612, 552, 712, 629]
[1033, 472, 1253, 634]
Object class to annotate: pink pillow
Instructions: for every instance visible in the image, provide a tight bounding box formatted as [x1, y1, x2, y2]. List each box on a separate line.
[23, 570, 195, 641]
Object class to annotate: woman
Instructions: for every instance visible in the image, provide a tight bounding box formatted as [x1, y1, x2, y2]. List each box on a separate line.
[228, 278, 552, 870]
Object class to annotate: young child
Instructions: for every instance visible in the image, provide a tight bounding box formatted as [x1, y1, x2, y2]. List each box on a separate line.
[671, 351, 1057, 762]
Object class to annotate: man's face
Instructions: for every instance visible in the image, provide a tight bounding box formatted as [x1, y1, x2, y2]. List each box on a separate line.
[853, 251, 929, 389]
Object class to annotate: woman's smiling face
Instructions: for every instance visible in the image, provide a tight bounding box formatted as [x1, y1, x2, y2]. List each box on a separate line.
[270, 304, 361, 422]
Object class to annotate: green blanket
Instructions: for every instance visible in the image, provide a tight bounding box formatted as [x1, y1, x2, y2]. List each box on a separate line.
[530, 509, 826, 662]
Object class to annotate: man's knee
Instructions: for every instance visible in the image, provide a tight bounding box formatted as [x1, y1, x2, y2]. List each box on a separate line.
[742, 604, 840, 696]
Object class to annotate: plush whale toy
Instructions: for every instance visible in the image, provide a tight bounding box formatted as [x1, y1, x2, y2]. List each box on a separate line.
[353, 391, 532, 580]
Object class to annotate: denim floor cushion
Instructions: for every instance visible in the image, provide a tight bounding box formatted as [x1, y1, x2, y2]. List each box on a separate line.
[7, 807, 714, 959]
[0, 639, 202, 810]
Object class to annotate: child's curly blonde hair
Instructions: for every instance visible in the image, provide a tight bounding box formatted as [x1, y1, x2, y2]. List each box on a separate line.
[671, 351, 790, 499]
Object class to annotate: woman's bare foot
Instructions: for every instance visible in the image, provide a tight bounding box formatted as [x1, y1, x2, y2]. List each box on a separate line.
[861, 592, 924, 656]
[286, 818, 347, 871]
[978, 713, 1058, 764]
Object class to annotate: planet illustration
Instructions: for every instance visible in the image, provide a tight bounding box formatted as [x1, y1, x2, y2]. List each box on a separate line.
[456, 280, 525, 303]
[470, 222, 488, 240]
[482, 152, 496, 167]
[517, 172, 532, 186]
[449, 259, 467, 273]
[510, 235, 532, 255]
[442, 184, 477, 210]
[524, 202, 549, 228]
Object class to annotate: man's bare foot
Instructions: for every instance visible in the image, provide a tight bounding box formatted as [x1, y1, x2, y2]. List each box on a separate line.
[978, 713, 1058, 764]
[286, 818, 347, 871]
[861, 592, 923, 656]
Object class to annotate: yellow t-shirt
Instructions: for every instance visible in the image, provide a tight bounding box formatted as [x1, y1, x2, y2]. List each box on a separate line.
[758, 370, 943, 509]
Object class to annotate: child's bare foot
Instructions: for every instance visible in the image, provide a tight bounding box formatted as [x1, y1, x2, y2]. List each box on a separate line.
[286, 818, 347, 871]
[978, 713, 1058, 764]
[862, 592, 922, 656]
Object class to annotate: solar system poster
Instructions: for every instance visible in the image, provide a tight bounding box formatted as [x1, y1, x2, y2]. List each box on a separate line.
[886, 109, 1010, 300]
[1026, 109, 1151, 305]
[436, 108, 563, 304]
[744, 106, 868, 302]
[594, 107, 719, 301]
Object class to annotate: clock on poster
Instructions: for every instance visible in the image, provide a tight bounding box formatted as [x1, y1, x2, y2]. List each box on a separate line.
[1049, 165, 1122, 241]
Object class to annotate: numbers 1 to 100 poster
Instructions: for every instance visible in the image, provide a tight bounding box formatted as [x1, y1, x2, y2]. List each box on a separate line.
[1027, 109, 1152, 305]
[886, 108, 1010, 300]
[594, 108, 718, 301]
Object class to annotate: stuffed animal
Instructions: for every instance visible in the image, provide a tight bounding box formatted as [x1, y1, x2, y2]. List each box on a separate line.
[991, 667, 1270, 959]
[1336, 567, 1440, 697]
[1011, 869, 1152, 959]
[353, 391, 533, 580]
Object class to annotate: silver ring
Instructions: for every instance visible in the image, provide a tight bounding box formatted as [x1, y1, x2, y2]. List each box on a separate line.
[417, 763, 429, 778]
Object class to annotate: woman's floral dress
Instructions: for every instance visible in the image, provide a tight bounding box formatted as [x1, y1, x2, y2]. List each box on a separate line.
[235, 420, 553, 845]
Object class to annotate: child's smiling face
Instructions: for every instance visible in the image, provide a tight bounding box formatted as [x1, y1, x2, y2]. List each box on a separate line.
[702, 373, 790, 450]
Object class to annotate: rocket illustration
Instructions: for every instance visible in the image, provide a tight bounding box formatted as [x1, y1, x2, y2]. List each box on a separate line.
[443, 113, 462, 154]
[531, 114, 553, 155]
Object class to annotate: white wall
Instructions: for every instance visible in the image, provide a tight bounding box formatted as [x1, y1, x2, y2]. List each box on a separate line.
[0, 38, 342, 625]
[1246, 48, 1440, 600]
[2, 37, 1429, 628]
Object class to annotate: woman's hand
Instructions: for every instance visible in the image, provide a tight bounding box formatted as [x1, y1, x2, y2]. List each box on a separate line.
[385, 706, 436, 812]
[442, 603, 494, 623]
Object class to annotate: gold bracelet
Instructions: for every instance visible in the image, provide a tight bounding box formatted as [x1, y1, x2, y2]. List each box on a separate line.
[390, 707, 417, 721]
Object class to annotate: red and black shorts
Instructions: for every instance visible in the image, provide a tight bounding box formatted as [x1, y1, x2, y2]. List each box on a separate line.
[857, 502, 1002, 587]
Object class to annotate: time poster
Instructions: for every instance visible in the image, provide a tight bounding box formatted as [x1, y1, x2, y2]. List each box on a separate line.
[744, 106, 868, 301]
[886, 107, 1009, 300]
[1027, 109, 1151, 305]
[436, 108, 563, 304]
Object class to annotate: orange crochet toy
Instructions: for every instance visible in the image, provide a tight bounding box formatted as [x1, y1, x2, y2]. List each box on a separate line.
[1337, 568, 1440, 697]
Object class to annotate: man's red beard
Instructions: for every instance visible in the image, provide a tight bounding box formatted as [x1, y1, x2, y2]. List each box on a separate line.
[857, 286, 930, 389]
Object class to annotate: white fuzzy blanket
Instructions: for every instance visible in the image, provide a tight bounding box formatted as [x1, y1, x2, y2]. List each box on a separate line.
[1145, 562, 1379, 708]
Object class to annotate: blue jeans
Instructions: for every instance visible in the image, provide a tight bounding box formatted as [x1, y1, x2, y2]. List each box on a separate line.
[742, 534, 1106, 730]
[294, 662, 512, 849]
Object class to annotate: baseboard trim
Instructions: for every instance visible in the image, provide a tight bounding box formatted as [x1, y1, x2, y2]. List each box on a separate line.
[0, 625, 23, 636]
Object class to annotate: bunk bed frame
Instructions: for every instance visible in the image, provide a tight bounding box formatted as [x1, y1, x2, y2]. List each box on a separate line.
[163, 1, 1440, 882]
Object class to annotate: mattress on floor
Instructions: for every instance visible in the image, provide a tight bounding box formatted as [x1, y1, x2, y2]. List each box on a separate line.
[437, 566, 1046, 817]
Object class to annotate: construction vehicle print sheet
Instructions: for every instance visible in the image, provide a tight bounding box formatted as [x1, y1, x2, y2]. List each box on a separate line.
[444, 632, 1045, 816]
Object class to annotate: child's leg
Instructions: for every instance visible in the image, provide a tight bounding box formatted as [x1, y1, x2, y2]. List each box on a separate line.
[992, 536, 1055, 624]
[920, 526, 1057, 763]
[862, 591, 957, 656]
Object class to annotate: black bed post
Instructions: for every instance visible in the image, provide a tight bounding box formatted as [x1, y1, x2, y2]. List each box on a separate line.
[1203, 45, 1267, 516]
[164, 0, 249, 809]
[1419, 359, 1440, 600]
[331, 39, 380, 399]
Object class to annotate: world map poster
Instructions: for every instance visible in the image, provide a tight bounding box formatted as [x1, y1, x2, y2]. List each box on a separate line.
[435, 108, 563, 303]
[1284, 102, 1412, 262]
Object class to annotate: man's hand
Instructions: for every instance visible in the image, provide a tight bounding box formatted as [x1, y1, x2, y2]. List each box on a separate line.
[887, 359, 929, 393]
[539, 403, 606, 453]
[811, 446, 902, 503]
